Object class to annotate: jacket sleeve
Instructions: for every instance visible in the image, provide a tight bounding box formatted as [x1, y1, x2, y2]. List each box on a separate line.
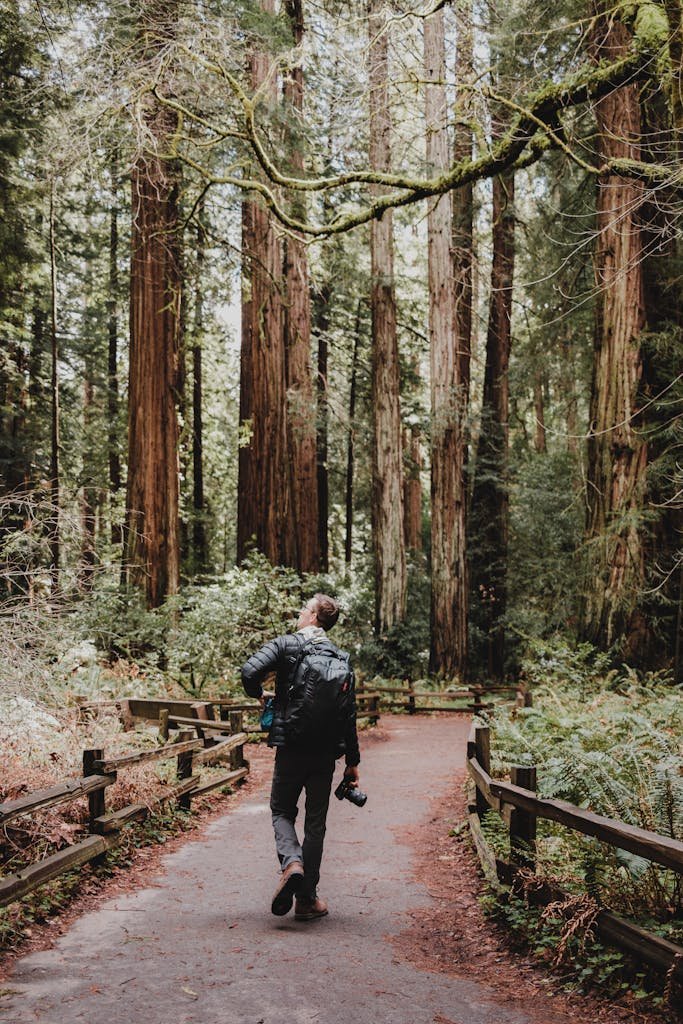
[344, 668, 360, 767]
[241, 637, 285, 699]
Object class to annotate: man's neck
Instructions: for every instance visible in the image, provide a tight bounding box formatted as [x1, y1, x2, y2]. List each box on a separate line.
[297, 624, 327, 640]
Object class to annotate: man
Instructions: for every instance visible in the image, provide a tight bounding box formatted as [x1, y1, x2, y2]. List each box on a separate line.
[241, 593, 360, 921]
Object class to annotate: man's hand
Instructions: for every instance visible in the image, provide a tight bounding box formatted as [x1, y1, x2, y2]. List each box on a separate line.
[344, 765, 360, 788]
[259, 689, 275, 708]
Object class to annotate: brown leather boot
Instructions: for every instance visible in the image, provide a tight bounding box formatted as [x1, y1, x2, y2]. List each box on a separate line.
[271, 861, 304, 916]
[294, 895, 329, 921]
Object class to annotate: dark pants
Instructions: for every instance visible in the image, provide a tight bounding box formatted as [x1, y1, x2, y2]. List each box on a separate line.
[269, 746, 336, 899]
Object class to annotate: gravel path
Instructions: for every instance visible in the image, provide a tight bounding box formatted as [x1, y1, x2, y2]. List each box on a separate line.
[1, 717, 591, 1024]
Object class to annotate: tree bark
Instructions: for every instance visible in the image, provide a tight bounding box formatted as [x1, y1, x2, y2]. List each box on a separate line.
[345, 299, 363, 565]
[471, 163, 515, 682]
[192, 206, 208, 570]
[108, 152, 122, 547]
[425, 7, 466, 677]
[561, 330, 579, 456]
[368, 0, 406, 634]
[125, 1, 181, 608]
[663, 1, 683, 681]
[80, 373, 96, 589]
[314, 279, 330, 573]
[48, 182, 60, 591]
[533, 369, 547, 453]
[237, 1, 290, 566]
[403, 425, 422, 553]
[580, 7, 647, 655]
[453, 0, 474, 401]
[283, 0, 319, 573]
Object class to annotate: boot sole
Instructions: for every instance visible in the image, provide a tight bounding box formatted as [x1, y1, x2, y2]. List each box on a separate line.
[294, 908, 329, 921]
[271, 871, 304, 916]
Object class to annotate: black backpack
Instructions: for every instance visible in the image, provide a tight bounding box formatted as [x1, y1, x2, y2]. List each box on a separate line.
[283, 638, 354, 751]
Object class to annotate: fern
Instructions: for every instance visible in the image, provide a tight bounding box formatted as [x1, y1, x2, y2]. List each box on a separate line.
[487, 640, 683, 929]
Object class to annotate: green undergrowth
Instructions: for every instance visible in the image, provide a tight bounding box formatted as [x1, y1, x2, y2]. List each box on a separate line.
[473, 639, 682, 1010]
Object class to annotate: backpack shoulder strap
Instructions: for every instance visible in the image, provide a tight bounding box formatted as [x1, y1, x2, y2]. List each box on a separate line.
[289, 633, 313, 680]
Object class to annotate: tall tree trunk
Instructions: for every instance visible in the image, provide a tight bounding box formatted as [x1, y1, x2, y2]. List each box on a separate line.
[177, 235, 190, 569]
[533, 369, 547, 453]
[108, 152, 122, 546]
[283, 0, 319, 573]
[237, 1, 290, 565]
[345, 299, 363, 565]
[125, 1, 181, 608]
[80, 373, 96, 589]
[403, 426, 422, 553]
[0, 342, 29, 596]
[48, 182, 60, 591]
[425, 7, 465, 677]
[561, 331, 579, 456]
[627, 15, 681, 669]
[452, 0, 475, 676]
[453, 0, 474, 401]
[192, 205, 208, 570]
[368, 0, 406, 634]
[471, 163, 515, 682]
[580, 7, 647, 655]
[237, 198, 256, 562]
[315, 280, 330, 572]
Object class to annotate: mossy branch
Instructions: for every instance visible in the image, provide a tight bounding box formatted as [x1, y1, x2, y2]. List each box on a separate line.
[160, 32, 668, 237]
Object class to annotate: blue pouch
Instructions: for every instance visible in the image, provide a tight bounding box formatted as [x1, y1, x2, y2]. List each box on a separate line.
[259, 697, 275, 731]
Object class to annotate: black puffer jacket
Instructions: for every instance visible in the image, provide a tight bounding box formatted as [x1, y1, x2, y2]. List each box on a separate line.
[241, 633, 360, 766]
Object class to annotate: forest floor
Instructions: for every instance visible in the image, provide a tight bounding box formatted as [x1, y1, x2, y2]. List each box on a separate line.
[0, 716, 672, 1024]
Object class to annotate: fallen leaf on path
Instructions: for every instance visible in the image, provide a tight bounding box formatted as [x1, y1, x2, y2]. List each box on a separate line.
[181, 986, 198, 999]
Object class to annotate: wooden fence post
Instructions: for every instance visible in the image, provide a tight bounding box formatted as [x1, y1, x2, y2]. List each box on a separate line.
[408, 682, 416, 715]
[176, 729, 195, 811]
[158, 708, 169, 743]
[509, 765, 537, 871]
[229, 711, 244, 769]
[369, 694, 379, 726]
[474, 725, 491, 820]
[83, 749, 106, 832]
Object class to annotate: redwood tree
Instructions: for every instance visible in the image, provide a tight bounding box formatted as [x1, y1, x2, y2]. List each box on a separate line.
[579, 5, 648, 655]
[237, 0, 291, 565]
[283, 0, 319, 573]
[192, 205, 208, 570]
[425, 7, 466, 678]
[107, 152, 122, 546]
[470, 149, 515, 680]
[368, 0, 406, 634]
[125, 1, 181, 608]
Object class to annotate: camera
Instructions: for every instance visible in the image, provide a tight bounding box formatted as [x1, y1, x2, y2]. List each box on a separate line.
[334, 776, 367, 807]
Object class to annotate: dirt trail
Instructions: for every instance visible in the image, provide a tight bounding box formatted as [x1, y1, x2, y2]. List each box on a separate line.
[0, 717, 647, 1024]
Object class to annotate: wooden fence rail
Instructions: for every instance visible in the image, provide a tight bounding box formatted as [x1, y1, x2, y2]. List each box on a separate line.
[356, 682, 519, 714]
[466, 722, 683, 981]
[0, 712, 249, 910]
[78, 692, 384, 731]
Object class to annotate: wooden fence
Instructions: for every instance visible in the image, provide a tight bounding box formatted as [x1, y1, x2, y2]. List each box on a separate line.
[77, 692, 383, 731]
[1, 688, 384, 911]
[357, 681, 521, 714]
[466, 722, 683, 981]
[0, 710, 249, 909]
